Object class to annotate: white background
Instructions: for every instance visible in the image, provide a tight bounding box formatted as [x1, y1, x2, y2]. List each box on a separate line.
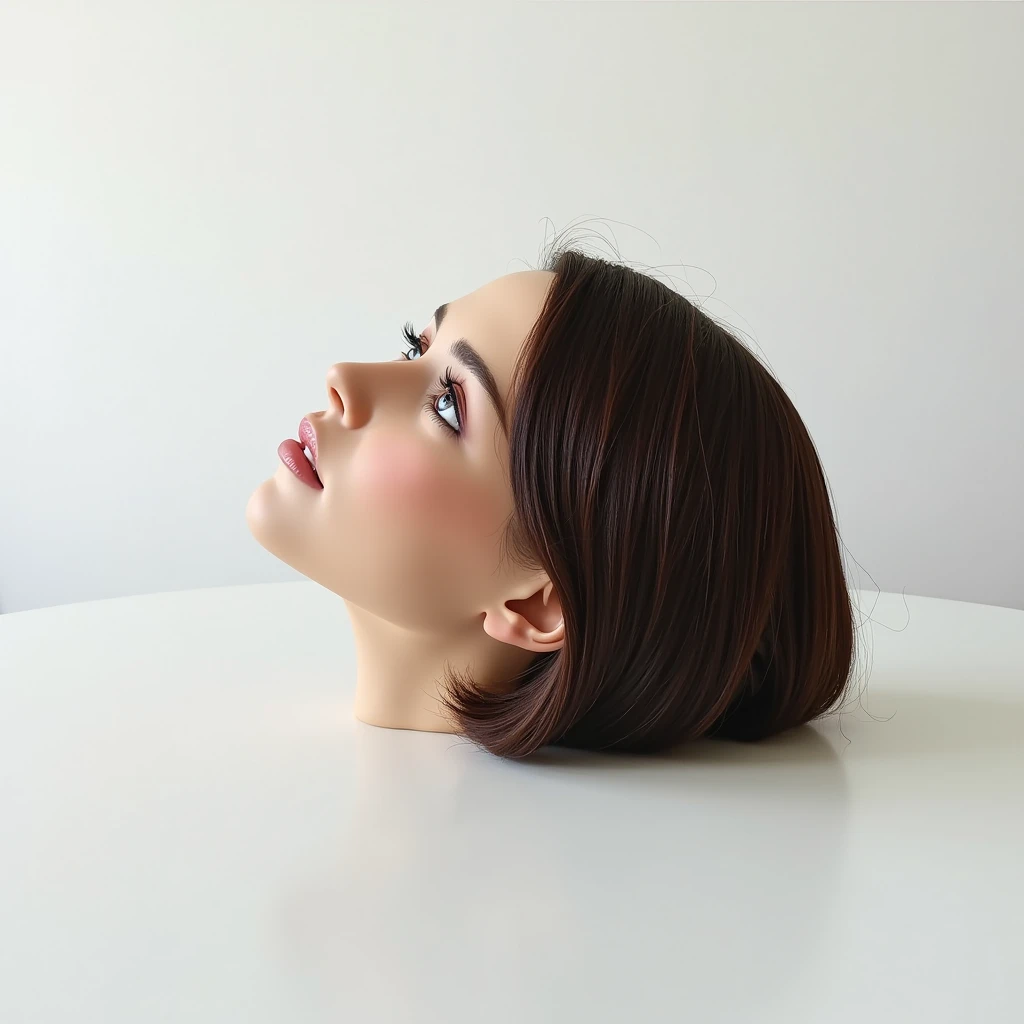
[1, 2, 1021, 615]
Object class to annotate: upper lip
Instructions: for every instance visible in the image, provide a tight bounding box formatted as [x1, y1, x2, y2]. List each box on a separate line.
[298, 417, 318, 469]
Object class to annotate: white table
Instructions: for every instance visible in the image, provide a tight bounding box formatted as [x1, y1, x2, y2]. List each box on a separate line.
[1, 582, 1021, 1023]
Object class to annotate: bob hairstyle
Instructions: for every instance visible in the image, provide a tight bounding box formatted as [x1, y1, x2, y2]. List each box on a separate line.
[440, 245, 858, 758]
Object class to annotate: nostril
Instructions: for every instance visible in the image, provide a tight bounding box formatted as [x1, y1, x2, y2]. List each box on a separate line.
[330, 387, 343, 413]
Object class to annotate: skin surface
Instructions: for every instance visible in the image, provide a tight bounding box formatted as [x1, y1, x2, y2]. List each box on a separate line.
[246, 270, 565, 733]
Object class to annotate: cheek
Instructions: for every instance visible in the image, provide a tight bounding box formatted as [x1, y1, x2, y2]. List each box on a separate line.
[352, 433, 506, 541]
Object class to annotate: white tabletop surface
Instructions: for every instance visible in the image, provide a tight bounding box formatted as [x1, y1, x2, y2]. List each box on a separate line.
[1, 582, 1021, 1023]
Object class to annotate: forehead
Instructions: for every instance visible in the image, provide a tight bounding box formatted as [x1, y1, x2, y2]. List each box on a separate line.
[440, 270, 555, 394]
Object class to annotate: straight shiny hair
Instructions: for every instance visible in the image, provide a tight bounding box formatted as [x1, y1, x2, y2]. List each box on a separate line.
[441, 245, 858, 758]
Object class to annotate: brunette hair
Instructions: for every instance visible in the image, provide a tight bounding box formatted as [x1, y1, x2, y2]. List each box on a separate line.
[441, 243, 858, 758]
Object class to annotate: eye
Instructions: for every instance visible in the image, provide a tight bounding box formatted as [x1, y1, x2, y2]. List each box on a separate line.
[398, 322, 465, 440]
[430, 370, 462, 436]
[400, 321, 425, 360]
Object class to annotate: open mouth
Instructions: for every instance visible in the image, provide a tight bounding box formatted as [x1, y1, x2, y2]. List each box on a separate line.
[301, 444, 320, 482]
[277, 438, 323, 489]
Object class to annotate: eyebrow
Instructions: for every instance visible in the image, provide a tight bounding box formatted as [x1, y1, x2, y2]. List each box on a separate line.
[432, 302, 507, 436]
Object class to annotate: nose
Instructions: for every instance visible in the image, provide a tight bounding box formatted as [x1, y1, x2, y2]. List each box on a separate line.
[325, 357, 411, 429]
[324, 361, 368, 428]
[329, 362, 354, 421]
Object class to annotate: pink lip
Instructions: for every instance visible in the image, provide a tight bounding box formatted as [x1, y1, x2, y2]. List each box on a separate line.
[298, 417, 318, 467]
[277, 438, 323, 489]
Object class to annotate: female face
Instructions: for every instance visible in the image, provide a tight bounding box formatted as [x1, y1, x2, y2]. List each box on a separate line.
[246, 269, 555, 632]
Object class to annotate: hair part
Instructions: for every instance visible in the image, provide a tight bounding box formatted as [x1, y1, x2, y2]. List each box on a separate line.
[440, 246, 857, 758]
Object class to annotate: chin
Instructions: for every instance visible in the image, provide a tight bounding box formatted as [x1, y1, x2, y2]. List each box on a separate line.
[245, 478, 273, 546]
[244, 476, 299, 563]
[244, 479, 339, 593]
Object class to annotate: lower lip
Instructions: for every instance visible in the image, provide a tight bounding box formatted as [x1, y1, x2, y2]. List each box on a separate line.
[277, 439, 323, 489]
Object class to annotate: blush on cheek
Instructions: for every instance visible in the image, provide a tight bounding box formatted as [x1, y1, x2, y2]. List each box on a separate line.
[353, 433, 505, 539]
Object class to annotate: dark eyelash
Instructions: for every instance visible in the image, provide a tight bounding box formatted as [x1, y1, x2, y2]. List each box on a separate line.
[401, 321, 421, 351]
[399, 322, 464, 439]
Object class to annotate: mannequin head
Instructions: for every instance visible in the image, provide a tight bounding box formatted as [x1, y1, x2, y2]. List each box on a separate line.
[247, 246, 857, 758]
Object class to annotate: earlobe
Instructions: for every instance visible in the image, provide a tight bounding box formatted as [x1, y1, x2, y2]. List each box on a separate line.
[482, 579, 565, 653]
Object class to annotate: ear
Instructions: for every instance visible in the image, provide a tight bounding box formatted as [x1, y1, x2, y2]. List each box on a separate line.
[482, 579, 565, 654]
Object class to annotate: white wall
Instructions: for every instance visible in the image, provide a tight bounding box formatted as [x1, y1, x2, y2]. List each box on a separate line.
[1, 2, 1021, 615]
